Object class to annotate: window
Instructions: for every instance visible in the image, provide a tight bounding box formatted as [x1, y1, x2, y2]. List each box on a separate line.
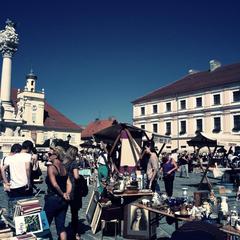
[140, 124, 145, 130]
[180, 100, 186, 110]
[196, 119, 203, 133]
[32, 113, 36, 123]
[213, 94, 221, 105]
[196, 97, 202, 107]
[165, 122, 171, 135]
[233, 115, 240, 132]
[233, 91, 240, 102]
[153, 104, 158, 114]
[43, 134, 48, 141]
[31, 80, 34, 86]
[141, 107, 145, 115]
[153, 123, 158, 133]
[166, 102, 171, 112]
[213, 117, 221, 133]
[179, 120, 186, 135]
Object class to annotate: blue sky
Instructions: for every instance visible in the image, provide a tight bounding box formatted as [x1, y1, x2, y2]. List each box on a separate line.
[1, 0, 240, 126]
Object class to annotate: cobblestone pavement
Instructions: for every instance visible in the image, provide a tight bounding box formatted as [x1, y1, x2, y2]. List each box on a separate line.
[0, 168, 231, 239]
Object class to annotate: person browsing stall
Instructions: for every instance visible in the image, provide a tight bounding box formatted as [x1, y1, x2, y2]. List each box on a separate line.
[161, 153, 178, 197]
[2, 140, 34, 198]
[1, 143, 22, 218]
[145, 142, 159, 192]
[44, 146, 71, 240]
[97, 141, 109, 193]
[64, 146, 82, 240]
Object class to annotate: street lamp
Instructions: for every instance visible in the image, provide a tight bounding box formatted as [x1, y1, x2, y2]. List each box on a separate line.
[67, 134, 71, 142]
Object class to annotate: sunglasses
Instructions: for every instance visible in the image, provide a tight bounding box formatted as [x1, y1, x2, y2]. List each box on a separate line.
[48, 152, 57, 157]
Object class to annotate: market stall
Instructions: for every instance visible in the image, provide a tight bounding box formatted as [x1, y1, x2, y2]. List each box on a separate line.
[87, 122, 170, 237]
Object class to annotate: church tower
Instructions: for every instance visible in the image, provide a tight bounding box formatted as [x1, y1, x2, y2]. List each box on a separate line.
[25, 69, 37, 92]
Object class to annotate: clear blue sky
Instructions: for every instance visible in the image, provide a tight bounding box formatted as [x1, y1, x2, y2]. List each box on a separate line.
[1, 0, 240, 126]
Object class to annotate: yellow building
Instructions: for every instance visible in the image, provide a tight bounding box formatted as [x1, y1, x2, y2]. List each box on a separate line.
[132, 60, 240, 152]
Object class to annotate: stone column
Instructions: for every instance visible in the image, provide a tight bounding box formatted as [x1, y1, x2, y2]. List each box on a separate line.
[0, 19, 19, 135]
[1, 52, 12, 103]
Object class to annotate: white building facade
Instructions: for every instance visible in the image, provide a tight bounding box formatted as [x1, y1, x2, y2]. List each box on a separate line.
[0, 20, 81, 156]
[132, 60, 240, 152]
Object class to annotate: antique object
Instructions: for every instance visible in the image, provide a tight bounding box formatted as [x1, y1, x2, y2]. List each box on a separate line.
[220, 196, 229, 216]
[193, 190, 209, 207]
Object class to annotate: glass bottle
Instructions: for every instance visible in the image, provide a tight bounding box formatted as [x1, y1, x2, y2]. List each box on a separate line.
[230, 205, 238, 227]
[182, 187, 188, 202]
[220, 196, 229, 216]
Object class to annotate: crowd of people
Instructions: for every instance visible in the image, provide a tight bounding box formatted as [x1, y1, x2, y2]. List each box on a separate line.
[0, 138, 239, 239]
[1, 141, 83, 240]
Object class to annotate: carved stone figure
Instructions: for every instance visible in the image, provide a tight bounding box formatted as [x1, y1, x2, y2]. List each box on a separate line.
[0, 19, 19, 57]
[14, 126, 21, 136]
[16, 100, 24, 120]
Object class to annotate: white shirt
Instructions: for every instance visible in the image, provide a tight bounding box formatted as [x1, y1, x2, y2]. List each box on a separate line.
[97, 152, 108, 165]
[171, 153, 178, 162]
[5, 152, 31, 189]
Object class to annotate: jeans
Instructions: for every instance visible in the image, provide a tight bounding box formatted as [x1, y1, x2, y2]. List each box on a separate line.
[44, 194, 68, 236]
[163, 175, 175, 197]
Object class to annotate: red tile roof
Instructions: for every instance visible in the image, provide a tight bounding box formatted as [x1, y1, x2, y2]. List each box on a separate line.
[10, 89, 81, 131]
[132, 62, 240, 104]
[81, 118, 117, 139]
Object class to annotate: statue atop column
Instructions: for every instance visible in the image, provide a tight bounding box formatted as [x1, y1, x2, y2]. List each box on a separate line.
[0, 19, 19, 57]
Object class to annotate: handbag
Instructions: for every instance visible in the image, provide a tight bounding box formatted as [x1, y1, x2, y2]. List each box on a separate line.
[76, 175, 88, 197]
[32, 165, 42, 179]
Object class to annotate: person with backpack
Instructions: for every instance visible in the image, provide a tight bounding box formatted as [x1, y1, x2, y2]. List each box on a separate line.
[0, 143, 22, 217]
[64, 146, 82, 240]
[1, 141, 34, 218]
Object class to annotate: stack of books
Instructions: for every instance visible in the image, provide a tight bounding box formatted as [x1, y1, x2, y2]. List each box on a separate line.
[0, 227, 14, 239]
[0, 218, 13, 239]
[13, 232, 36, 239]
[14, 199, 42, 217]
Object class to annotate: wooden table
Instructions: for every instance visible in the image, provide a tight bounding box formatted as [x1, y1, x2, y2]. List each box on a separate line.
[134, 203, 240, 238]
[133, 203, 193, 229]
[221, 225, 240, 237]
[113, 189, 153, 198]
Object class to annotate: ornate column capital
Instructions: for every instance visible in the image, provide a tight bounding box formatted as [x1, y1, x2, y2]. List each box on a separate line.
[0, 19, 19, 57]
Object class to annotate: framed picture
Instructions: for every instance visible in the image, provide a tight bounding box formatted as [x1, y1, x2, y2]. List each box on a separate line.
[86, 190, 99, 224]
[91, 202, 102, 234]
[123, 204, 156, 240]
[15, 212, 43, 235]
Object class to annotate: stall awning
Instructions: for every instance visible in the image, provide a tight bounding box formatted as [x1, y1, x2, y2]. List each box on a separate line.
[187, 132, 217, 148]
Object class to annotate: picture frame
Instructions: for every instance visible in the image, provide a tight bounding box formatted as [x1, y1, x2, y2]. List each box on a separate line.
[86, 190, 99, 224]
[123, 204, 156, 240]
[15, 212, 43, 235]
[91, 202, 102, 234]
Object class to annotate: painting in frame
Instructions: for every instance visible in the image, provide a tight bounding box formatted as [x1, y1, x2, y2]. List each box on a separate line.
[86, 190, 99, 225]
[123, 204, 156, 239]
[91, 202, 102, 234]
